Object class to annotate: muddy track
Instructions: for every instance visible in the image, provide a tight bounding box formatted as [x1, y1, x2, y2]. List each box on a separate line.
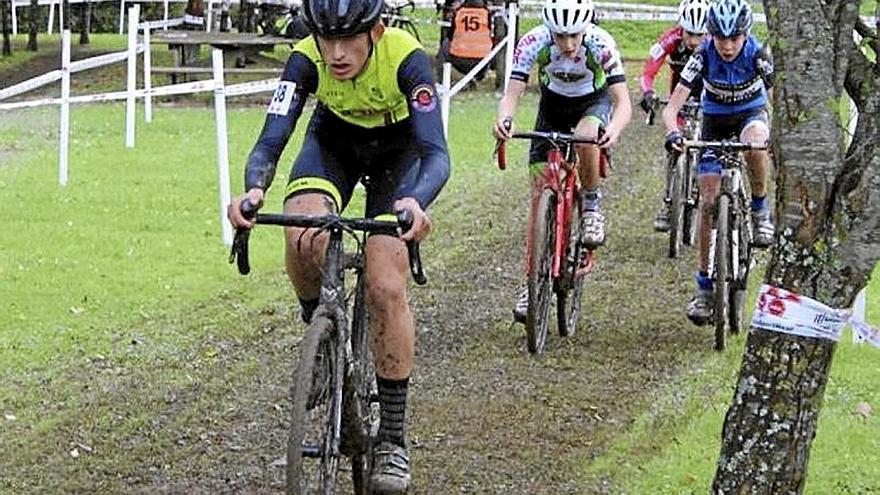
[0, 46, 114, 89]
[127, 111, 716, 494]
[0, 54, 727, 493]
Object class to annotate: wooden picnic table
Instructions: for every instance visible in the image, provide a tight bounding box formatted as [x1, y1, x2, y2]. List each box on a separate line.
[150, 30, 297, 82]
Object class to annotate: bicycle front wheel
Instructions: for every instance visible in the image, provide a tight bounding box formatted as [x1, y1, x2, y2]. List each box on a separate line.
[713, 194, 731, 351]
[556, 201, 585, 337]
[668, 153, 686, 259]
[288, 315, 342, 495]
[348, 273, 377, 495]
[526, 189, 556, 354]
[728, 205, 753, 335]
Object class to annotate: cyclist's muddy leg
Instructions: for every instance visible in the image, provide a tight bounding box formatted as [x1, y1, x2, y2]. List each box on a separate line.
[365, 235, 413, 454]
[283, 192, 336, 301]
[365, 235, 414, 380]
[740, 120, 770, 199]
[573, 117, 601, 190]
[697, 174, 721, 272]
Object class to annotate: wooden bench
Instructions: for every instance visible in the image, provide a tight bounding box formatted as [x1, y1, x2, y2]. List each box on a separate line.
[150, 30, 296, 83]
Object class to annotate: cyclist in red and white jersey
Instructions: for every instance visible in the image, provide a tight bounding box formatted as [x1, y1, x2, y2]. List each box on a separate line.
[493, 0, 631, 323]
[637, 0, 710, 231]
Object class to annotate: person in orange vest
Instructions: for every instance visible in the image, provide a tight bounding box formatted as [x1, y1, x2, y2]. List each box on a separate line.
[437, 0, 494, 83]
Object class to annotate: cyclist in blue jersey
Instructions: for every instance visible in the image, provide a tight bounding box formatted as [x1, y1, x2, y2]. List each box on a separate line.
[662, 0, 775, 325]
[226, 0, 450, 489]
[493, 0, 632, 324]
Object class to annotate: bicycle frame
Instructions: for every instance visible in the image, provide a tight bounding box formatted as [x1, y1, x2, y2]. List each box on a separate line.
[538, 147, 594, 279]
[228, 209, 426, 493]
[495, 130, 601, 281]
[683, 140, 764, 280]
[718, 160, 749, 282]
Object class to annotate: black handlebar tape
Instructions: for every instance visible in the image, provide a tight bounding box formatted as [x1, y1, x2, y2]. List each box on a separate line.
[396, 210, 428, 285]
[229, 198, 259, 275]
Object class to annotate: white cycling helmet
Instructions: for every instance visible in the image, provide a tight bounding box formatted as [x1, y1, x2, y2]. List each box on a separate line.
[542, 0, 594, 35]
[678, 0, 710, 34]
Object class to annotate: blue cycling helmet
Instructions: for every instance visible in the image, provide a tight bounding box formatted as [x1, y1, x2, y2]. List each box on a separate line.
[706, 0, 752, 38]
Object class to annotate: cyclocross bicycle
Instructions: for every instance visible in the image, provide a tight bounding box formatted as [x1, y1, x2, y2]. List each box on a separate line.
[647, 98, 702, 258]
[683, 139, 767, 351]
[229, 204, 426, 494]
[496, 129, 608, 354]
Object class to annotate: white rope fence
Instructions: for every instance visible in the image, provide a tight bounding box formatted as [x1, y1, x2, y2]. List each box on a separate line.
[0, 5, 280, 245]
[10, 0, 295, 35]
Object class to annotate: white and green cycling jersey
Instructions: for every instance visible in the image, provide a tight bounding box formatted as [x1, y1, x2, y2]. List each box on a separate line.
[510, 24, 626, 98]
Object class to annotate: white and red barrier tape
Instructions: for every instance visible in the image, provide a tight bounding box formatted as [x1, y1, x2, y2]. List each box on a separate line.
[751, 284, 879, 347]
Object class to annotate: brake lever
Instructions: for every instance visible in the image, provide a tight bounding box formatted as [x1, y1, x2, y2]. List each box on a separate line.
[229, 199, 258, 275]
[396, 209, 428, 286]
[495, 117, 512, 170]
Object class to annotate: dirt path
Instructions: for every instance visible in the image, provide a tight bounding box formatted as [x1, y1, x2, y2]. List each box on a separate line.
[0, 46, 112, 89]
[0, 54, 724, 493]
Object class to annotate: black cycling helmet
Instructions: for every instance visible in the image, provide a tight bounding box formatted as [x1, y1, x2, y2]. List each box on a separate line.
[303, 0, 384, 38]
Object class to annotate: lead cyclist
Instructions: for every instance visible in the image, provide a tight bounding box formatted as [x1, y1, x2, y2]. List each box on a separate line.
[226, 0, 451, 491]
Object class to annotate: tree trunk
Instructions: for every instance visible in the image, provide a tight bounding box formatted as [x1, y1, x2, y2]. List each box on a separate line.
[61, 0, 68, 31]
[1, 0, 11, 56]
[712, 1, 880, 493]
[27, 0, 37, 51]
[79, 0, 90, 45]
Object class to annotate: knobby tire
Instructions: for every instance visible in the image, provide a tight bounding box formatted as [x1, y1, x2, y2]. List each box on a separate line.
[287, 316, 341, 495]
[349, 273, 376, 495]
[668, 153, 685, 259]
[526, 189, 556, 354]
[556, 200, 584, 337]
[713, 194, 731, 351]
[728, 202, 752, 335]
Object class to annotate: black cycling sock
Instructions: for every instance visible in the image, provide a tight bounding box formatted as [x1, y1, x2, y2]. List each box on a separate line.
[299, 297, 319, 324]
[377, 376, 408, 448]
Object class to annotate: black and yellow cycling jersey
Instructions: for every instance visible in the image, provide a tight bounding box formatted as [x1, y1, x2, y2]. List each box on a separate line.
[244, 27, 450, 216]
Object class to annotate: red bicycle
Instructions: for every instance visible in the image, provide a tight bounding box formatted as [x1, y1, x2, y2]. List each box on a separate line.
[496, 130, 608, 354]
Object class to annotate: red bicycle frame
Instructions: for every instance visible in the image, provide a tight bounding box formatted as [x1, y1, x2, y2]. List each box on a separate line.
[495, 134, 606, 283]
[543, 148, 580, 278]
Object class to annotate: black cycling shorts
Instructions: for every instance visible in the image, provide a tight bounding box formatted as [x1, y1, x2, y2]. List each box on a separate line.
[529, 87, 613, 164]
[698, 107, 769, 175]
[285, 107, 420, 219]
